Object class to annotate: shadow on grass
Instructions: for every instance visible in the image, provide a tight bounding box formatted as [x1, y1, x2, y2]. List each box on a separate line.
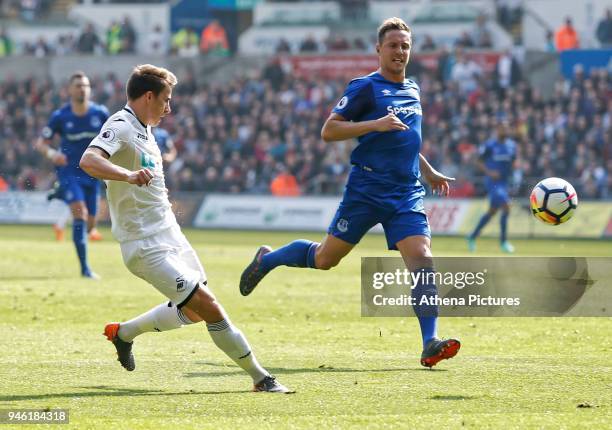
[0, 275, 75, 281]
[430, 395, 479, 400]
[185, 362, 445, 378]
[0, 385, 249, 402]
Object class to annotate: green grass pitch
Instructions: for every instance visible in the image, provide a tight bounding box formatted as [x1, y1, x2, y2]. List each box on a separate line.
[0, 225, 610, 429]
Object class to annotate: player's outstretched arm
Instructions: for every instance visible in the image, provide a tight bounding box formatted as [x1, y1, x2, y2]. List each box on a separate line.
[80, 147, 153, 186]
[321, 113, 407, 142]
[35, 136, 67, 166]
[419, 153, 455, 196]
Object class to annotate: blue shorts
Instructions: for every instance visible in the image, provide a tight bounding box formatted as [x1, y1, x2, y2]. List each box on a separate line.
[57, 169, 100, 216]
[487, 184, 510, 208]
[328, 168, 430, 250]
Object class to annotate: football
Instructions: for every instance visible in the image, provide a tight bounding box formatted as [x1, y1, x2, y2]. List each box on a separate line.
[530, 177, 578, 225]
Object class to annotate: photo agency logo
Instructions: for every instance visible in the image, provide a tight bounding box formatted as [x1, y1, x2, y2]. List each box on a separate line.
[361, 257, 611, 317]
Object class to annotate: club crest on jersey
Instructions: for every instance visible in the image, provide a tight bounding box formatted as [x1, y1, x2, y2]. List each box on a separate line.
[336, 96, 348, 110]
[66, 121, 74, 129]
[337, 218, 349, 233]
[90, 116, 101, 128]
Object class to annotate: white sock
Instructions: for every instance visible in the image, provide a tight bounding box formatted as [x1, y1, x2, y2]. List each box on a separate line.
[118, 302, 194, 342]
[207, 319, 269, 383]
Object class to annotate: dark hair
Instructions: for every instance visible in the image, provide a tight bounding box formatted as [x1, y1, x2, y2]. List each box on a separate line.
[377, 17, 411, 44]
[126, 64, 178, 100]
[69, 71, 88, 84]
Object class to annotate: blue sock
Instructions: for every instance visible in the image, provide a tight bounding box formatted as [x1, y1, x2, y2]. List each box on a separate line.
[500, 211, 509, 243]
[260, 240, 318, 272]
[411, 268, 439, 347]
[72, 219, 90, 275]
[470, 212, 492, 239]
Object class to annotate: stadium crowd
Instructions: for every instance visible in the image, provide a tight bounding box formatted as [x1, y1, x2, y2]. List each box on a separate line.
[0, 55, 609, 198]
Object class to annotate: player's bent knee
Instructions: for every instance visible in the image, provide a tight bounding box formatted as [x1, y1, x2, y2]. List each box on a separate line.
[316, 256, 341, 270]
[183, 284, 225, 322]
[71, 203, 88, 220]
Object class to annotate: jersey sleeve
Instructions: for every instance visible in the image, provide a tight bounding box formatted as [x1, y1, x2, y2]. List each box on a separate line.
[479, 141, 491, 161]
[89, 119, 129, 157]
[41, 110, 62, 140]
[331, 78, 373, 121]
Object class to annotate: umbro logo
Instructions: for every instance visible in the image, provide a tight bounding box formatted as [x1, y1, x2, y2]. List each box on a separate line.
[381, 89, 392, 96]
[136, 133, 147, 140]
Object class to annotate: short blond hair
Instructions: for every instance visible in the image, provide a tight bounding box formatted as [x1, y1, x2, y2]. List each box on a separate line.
[377, 17, 411, 44]
[126, 64, 177, 100]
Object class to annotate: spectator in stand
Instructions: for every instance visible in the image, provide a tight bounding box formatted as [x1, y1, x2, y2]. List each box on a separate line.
[545, 30, 555, 52]
[106, 20, 122, 55]
[20, 0, 39, 22]
[0, 27, 13, 57]
[353, 37, 367, 50]
[77, 23, 103, 54]
[420, 34, 437, 51]
[555, 17, 580, 51]
[494, 49, 522, 93]
[326, 35, 350, 51]
[31, 36, 51, 57]
[496, 0, 523, 31]
[270, 164, 300, 196]
[299, 34, 319, 52]
[275, 38, 291, 54]
[472, 13, 493, 48]
[450, 51, 482, 95]
[171, 27, 199, 56]
[596, 9, 612, 48]
[200, 19, 230, 56]
[149, 24, 167, 55]
[119, 16, 136, 53]
[455, 31, 475, 48]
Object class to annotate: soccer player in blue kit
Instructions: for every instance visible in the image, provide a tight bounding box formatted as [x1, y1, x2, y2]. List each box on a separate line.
[36, 72, 109, 278]
[467, 122, 516, 253]
[240, 18, 461, 368]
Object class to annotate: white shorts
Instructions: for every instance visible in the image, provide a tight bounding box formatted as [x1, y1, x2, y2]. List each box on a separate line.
[120, 224, 206, 306]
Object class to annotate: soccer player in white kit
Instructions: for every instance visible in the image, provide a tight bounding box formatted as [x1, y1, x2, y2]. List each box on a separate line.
[80, 64, 291, 393]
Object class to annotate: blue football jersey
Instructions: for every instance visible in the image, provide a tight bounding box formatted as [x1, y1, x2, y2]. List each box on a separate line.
[332, 72, 423, 186]
[42, 102, 109, 177]
[480, 138, 516, 186]
[152, 127, 173, 153]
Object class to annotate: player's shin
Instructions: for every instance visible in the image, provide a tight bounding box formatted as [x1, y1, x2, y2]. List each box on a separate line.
[500, 211, 509, 243]
[470, 213, 492, 240]
[411, 267, 439, 347]
[72, 219, 90, 275]
[117, 301, 194, 342]
[261, 239, 319, 271]
[207, 319, 269, 383]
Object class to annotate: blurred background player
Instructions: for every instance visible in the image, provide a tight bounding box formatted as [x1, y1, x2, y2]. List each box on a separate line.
[467, 122, 517, 253]
[46, 180, 103, 242]
[153, 125, 177, 164]
[240, 18, 460, 368]
[36, 71, 109, 277]
[80, 64, 291, 393]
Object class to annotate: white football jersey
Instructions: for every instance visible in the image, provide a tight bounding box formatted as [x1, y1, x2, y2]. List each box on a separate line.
[89, 106, 176, 242]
